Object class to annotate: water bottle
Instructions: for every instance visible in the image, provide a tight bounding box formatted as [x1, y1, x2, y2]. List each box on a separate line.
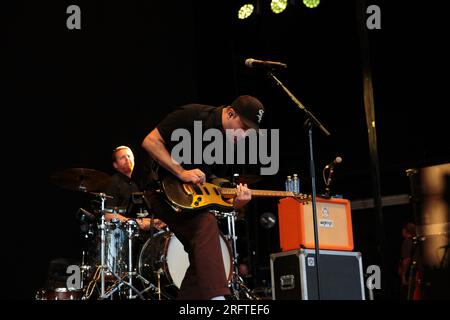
[292, 174, 299, 194]
[285, 176, 292, 192]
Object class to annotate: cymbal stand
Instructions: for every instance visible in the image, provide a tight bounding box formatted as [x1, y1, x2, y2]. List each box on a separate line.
[127, 192, 166, 299]
[92, 193, 140, 299]
[98, 193, 107, 298]
[214, 210, 260, 300]
[123, 220, 152, 299]
[102, 219, 150, 300]
[126, 220, 137, 298]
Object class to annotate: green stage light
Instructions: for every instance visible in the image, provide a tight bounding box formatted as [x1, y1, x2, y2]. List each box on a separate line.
[271, 0, 288, 14]
[303, 0, 320, 9]
[238, 4, 255, 19]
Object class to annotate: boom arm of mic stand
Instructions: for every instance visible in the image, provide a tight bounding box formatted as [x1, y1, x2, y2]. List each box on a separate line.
[266, 71, 331, 137]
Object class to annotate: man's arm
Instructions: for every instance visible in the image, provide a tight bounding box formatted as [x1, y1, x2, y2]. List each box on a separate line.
[105, 213, 128, 223]
[105, 213, 166, 231]
[142, 128, 205, 184]
[136, 217, 167, 231]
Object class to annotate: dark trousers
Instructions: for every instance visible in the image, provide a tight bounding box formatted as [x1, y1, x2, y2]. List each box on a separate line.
[146, 191, 231, 300]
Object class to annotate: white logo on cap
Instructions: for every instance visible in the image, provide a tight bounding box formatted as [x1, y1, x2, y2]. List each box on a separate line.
[257, 109, 264, 123]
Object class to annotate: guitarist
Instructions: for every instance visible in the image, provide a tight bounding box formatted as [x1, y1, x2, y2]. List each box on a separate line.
[141, 95, 265, 300]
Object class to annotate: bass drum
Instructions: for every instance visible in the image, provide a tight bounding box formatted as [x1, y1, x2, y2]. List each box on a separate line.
[138, 230, 232, 299]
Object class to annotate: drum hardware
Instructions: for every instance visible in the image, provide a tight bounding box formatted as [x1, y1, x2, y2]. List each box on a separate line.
[76, 207, 96, 289]
[94, 193, 152, 300]
[130, 269, 161, 300]
[122, 191, 164, 299]
[98, 192, 110, 298]
[80, 250, 86, 291]
[137, 229, 232, 300]
[78, 191, 160, 300]
[120, 219, 157, 300]
[35, 257, 87, 301]
[144, 268, 164, 301]
[99, 219, 144, 299]
[35, 287, 84, 300]
[81, 192, 134, 299]
[84, 265, 101, 299]
[156, 268, 163, 300]
[135, 228, 173, 300]
[214, 210, 260, 300]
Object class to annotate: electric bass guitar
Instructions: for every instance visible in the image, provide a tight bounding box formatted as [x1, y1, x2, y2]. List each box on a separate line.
[160, 174, 310, 212]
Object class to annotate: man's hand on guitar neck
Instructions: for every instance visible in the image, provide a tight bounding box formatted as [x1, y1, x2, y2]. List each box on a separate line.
[234, 183, 251, 210]
[178, 169, 206, 184]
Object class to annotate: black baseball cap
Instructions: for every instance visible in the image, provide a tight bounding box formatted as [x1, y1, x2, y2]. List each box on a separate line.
[230, 95, 265, 130]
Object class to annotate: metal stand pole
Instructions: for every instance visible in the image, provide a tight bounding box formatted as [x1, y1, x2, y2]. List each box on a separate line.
[215, 210, 259, 300]
[99, 193, 107, 298]
[227, 212, 239, 279]
[127, 220, 136, 299]
[306, 120, 323, 300]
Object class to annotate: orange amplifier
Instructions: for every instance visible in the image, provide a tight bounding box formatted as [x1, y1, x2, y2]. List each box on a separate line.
[278, 197, 353, 251]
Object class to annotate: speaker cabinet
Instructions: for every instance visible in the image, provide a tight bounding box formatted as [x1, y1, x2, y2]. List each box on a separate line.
[278, 197, 354, 251]
[270, 249, 365, 300]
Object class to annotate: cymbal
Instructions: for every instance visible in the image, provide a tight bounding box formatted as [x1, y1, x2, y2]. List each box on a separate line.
[233, 174, 262, 185]
[51, 168, 111, 192]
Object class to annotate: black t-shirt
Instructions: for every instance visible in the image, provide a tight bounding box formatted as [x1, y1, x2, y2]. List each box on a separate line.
[143, 104, 232, 188]
[105, 172, 140, 216]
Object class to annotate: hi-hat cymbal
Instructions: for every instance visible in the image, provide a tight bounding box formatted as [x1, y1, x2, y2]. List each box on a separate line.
[51, 168, 111, 192]
[233, 174, 262, 185]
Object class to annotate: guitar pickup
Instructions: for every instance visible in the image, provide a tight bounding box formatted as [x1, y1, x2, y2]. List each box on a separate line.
[192, 184, 203, 195]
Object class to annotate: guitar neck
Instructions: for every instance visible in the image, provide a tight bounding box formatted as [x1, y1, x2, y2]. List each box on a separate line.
[220, 188, 297, 198]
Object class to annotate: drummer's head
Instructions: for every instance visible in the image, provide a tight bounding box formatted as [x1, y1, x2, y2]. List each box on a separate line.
[112, 146, 135, 177]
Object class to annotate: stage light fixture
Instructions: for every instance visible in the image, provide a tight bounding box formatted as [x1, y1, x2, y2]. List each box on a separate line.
[238, 4, 255, 19]
[303, 0, 320, 9]
[270, 0, 288, 14]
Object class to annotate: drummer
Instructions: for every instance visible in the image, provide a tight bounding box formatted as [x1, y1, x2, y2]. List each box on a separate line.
[105, 145, 166, 231]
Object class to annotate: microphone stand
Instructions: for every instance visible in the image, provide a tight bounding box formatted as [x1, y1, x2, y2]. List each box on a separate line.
[324, 166, 335, 199]
[266, 70, 331, 300]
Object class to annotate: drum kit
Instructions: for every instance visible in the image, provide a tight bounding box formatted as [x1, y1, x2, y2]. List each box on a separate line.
[36, 168, 260, 300]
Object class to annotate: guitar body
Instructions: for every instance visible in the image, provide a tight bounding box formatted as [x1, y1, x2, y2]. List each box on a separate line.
[161, 175, 234, 212]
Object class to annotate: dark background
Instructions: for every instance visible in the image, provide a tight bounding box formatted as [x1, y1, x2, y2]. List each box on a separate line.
[4, 0, 449, 300]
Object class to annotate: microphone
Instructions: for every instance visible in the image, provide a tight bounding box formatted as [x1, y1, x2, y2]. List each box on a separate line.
[245, 58, 287, 69]
[325, 156, 342, 169]
[324, 156, 342, 198]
